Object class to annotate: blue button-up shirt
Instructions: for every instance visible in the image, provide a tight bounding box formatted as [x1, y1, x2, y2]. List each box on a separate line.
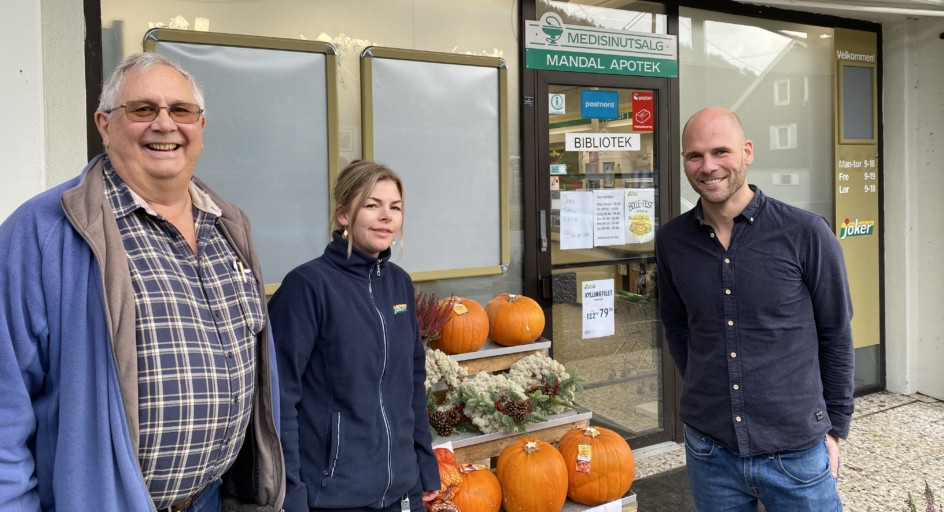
[656, 186, 855, 457]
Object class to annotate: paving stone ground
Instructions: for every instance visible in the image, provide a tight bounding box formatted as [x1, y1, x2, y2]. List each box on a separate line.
[632, 391, 944, 511]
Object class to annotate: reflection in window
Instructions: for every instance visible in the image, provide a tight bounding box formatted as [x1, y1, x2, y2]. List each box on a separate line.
[537, 0, 667, 34]
[678, 8, 834, 227]
[769, 124, 797, 150]
[774, 79, 790, 106]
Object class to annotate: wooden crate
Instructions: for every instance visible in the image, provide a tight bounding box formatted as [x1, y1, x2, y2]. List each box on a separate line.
[433, 410, 592, 464]
[451, 339, 551, 375]
[431, 340, 641, 512]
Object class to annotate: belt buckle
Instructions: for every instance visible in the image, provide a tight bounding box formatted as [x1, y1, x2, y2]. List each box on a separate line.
[169, 494, 197, 512]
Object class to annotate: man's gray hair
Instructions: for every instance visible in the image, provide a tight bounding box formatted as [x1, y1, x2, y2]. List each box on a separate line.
[97, 52, 205, 113]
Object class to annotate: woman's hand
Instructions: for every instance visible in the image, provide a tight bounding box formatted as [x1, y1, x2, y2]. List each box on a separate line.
[421, 490, 440, 502]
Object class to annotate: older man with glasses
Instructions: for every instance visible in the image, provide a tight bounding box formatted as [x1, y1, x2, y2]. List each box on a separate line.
[0, 53, 284, 512]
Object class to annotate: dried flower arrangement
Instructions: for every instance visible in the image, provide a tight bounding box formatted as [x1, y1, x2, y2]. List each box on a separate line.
[459, 354, 583, 434]
[429, 353, 584, 435]
[424, 349, 474, 437]
[415, 293, 458, 344]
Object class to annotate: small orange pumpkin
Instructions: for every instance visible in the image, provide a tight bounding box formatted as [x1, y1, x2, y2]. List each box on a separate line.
[428, 298, 489, 355]
[453, 466, 502, 512]
[496, 438, 567, 512]
[485, 294, 545, 347]
[558, 426, 635, 505]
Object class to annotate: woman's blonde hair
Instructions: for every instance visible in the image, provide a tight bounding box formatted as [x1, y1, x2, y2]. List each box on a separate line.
[333, 160, 404, 258]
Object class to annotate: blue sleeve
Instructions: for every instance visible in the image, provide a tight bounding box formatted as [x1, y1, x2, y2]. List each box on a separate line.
[0, 211, 47, 511]
[805, 218, 855, 439]
[409, 284, 440, 492]
[656, 233, 690, 377]
[267, 271, 319, 512]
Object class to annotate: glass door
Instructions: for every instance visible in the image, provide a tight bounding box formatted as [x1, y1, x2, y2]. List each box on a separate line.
[535, 71, 677, 447]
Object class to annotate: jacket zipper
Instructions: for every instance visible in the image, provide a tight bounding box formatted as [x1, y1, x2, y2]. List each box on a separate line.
[322, 412, 342, 486]
[368, 261, 395, 506]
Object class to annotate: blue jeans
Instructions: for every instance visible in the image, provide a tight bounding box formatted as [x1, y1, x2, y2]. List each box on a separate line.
[683, 426, 842, 512]
[177, 478, 222, 512]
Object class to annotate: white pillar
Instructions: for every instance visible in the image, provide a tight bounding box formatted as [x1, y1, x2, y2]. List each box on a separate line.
[0, 0, 86, 224]
[912, 17, 944, 400]
[41, 0, 89, 189]
[883, 16, 944, 400]
[1, 1, 45, 223]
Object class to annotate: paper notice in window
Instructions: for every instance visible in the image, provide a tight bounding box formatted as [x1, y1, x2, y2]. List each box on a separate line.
[560, 191, 593, 250]
[593, 190, 626, 246]
[582, 279, 615, 339]
[625, 188, 656, 244]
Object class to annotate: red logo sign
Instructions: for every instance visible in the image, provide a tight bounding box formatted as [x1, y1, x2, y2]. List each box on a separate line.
[632, 92, 654, 132]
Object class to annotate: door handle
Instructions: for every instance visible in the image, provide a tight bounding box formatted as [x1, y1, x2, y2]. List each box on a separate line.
[540, 209, 548, 252]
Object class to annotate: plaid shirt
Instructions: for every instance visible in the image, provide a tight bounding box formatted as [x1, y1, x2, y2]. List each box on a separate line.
[103, 160, 264, 509]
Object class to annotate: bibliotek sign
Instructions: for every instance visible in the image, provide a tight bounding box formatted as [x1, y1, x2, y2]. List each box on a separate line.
[525, 12, 678, 78]
[566, 133, 640, 152]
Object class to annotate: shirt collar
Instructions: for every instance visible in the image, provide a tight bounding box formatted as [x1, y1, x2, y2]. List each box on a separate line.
[693, 184, 766, 227]
[103, 157, 222, 219]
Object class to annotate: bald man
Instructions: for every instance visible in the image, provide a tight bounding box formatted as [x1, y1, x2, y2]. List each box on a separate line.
[656, 107, 854, 511]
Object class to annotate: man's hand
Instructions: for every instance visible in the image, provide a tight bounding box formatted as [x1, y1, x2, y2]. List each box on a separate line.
[422, 490, 440, 502]
[825, 433, 840, 479]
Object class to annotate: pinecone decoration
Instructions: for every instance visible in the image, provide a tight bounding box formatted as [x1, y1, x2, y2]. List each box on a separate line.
[429, 409, 462, 436]
[526, 380, 560, 397]
[495, 396, 533, 424]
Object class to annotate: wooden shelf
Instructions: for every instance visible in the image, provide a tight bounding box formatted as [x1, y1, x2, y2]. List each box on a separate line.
[451, 339, 551, 375]
[433, 410, 592, 464]
[561, 493, 637, 512]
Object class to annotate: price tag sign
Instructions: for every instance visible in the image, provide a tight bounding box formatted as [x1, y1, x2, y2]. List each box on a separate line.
[582, 279, 614, 339]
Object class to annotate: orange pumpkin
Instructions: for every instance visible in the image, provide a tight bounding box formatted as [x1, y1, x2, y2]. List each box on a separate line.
[485, 294, 545, 347]
[453, 466, 502, 512]
[428, 298, 488, 355]
[495, 438, 567, 512]
[558, 426, 635, 505]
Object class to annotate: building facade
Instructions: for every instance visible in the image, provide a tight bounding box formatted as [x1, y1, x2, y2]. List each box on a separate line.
[4, 0, 943, 449]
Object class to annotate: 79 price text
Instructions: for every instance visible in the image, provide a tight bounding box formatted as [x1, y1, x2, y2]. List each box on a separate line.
[586, 308, 611, 320]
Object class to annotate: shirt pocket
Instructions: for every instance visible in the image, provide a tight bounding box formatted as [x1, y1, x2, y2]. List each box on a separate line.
[231, 264, 266, 335]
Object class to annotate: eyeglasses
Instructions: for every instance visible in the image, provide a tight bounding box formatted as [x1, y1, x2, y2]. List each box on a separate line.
[105, 100, 204, 124]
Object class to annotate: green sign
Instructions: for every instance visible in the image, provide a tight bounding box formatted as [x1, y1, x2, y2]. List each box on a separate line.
[526, 49, 677, 77]
[525, 13, 678, 78]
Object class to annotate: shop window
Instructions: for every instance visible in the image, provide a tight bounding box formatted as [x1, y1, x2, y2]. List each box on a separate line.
[100, 0, 524, 301]
[769, 124, 797, 150]
[678, 8, 834, 227]
[774, 79, 790, 106]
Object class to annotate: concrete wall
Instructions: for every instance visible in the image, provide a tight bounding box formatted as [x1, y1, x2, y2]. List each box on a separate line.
[883, 17, 944, 400]
[41, 0, 90, 188]
[2, 2, 45, 222]
[1, 0, 86, 224]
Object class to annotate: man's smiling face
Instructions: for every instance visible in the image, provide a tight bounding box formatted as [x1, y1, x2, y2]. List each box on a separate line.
[681, 108, 753, 205]
[95, 65, 205, 189]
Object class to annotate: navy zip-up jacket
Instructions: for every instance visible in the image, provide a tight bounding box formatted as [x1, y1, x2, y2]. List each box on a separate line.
[269, 232, 440, 511]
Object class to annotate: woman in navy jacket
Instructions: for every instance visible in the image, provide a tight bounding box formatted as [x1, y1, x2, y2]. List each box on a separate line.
[269, 160, 441, 512]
